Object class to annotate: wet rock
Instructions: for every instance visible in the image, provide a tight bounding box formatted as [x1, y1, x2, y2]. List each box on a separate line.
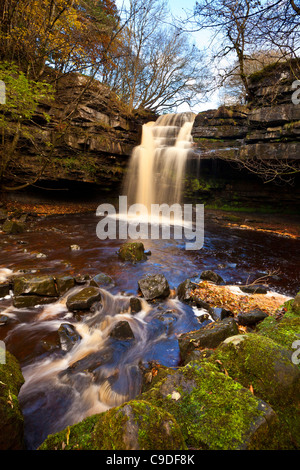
[55, 275, 75, 296]
[36, 252, 47, 258]
[118, 242, 147, 262]
[178, 317, 239, 363]
[240, 284, 268, 294]
[237, 309, 268, 326]
[0, 350, 25, 449]
[58, 323, 82, 352]
[138, 274, 170, 300]
[2, 219, 25, 235]
[74, 274, 91, 285]
[13, 295, 58, 309]
[200, 270, 224, 285]
[130, 297, 142, 314]
[141, 361, 277, 450]
[0, 315, 10, 326]
[292, 292, 300, 315]
[70, 244, 81, 251]
[13, 275, 57, 297]
[38, 400, 186, 450]
[109, 321, 135, 341]
[66, 286, 101, 311]
[177, 279, 194, 302]
[0, 283, 10, 298]
[0, 209, 8, 222]
[90, 272, 115, 288]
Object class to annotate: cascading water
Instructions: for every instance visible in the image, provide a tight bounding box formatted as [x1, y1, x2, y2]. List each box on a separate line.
[123, 112, 196, 209]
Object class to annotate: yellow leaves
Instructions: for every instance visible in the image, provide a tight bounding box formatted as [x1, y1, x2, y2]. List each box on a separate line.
[192, 281, 285, 317]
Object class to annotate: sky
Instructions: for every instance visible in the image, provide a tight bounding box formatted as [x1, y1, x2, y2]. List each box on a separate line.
[115, 0, 222, 112]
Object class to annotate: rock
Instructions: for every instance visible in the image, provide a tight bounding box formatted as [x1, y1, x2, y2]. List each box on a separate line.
[0, 283, 10, 298]
[36, 252, 47, 258]
[58, 323, 82, 352]
[211, 334, 300, 409]
[0, 350, 25, 449]
[177, 279, 193, 302]
[240, 284, 268, 294]
[178, 318, 239, 363]
[130, 297, 142, 314]
[0, 315, 10, 326]
[200, 270, 224, 285]
[2, 219, 25, 235]
[66, 286, 101, 311]
[13, 275, 58, 297]
[141, 361, 277, 450]
[237, 309, 268, 326]
[138, 274, 170, 301]
[55, 275, 75, 296]
[74, 274, 90, 285]
[292, 292, 300, 315]
[70, 245, 81, 251]
[90, 272, 115, 288]
[118, 242, 147, 262]
[38, 400, 186, 450]
[109, 321, 135, 341]
[13, 295, 58, 309]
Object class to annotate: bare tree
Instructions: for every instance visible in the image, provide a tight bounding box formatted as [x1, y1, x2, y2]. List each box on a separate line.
[101, 0, 209, 113]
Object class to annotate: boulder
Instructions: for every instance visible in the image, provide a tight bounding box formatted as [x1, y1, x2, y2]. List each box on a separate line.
[66, 286, 101, 311]
[130, 297, 142, 314]
[38, 400, 186, 450]
[0, 283, 10, 298]
[90, 272, 115, 288]
[178, 318, 239, 363]
[13, 295, 58, 309]
[55, 275, 75, 296]
[138, 274, 170, 301]
[292, 292, 300, 315]
[141, 361, 277, 450]
[118, 242, 147, 262]
[58, 323, 82, 352]
[2, 219, 25, 235]
[240, 284, 268, 294]
[209, 334, 300, 409]
[109, 321, 135, 341]
[13, 275, 57, 297]
[200, 270, 224, 285]
[0, 350, 25, 449]
[237, 309, 268, 326]
[177, 279, 193, 302]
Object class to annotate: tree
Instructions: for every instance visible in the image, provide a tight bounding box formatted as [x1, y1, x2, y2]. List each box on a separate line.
[101, 0, 209, 113]
[192, 0, 300, 101]
[0, 0, 120, 79]
[0, 62, 55, 191]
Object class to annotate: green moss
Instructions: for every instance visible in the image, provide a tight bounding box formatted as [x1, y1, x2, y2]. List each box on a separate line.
[39, 400, 186, 451]
[141, 362, 267, 450]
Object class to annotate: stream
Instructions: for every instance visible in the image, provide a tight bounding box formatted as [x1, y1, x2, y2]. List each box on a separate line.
[0, 210, 299, 449]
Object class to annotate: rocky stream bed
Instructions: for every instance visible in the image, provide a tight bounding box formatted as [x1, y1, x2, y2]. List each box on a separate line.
[0, 205, 299, 450]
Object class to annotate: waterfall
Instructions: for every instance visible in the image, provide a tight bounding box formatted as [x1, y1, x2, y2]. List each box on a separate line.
[123, 112, 196, 209]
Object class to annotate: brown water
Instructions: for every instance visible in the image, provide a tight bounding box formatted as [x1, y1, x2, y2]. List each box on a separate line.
[0, 211, 299, 449]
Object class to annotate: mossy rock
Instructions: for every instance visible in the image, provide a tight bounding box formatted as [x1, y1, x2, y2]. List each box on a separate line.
[140, 362, 277, 450]
[257, 307, 300, 353]
[205, 333, 300, 449]
[2, 219, 25, 234]
[66, 286, 101, 311]
[208, 334, 300, 408]
[0, 350, 25, 449]
[38, 400, 186, 450]
[13, 275, 57, 297]
[118, 242, 147, 262]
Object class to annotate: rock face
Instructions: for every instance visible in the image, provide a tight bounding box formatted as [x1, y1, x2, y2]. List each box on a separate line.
[190, 59, 300, 211]
[3, 71, 146, 192]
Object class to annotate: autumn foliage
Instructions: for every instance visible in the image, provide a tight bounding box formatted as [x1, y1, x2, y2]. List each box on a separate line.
[0, 0, 119, 79]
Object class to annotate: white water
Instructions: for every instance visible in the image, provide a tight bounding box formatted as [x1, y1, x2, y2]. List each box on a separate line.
[123, 112, 196, 209]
